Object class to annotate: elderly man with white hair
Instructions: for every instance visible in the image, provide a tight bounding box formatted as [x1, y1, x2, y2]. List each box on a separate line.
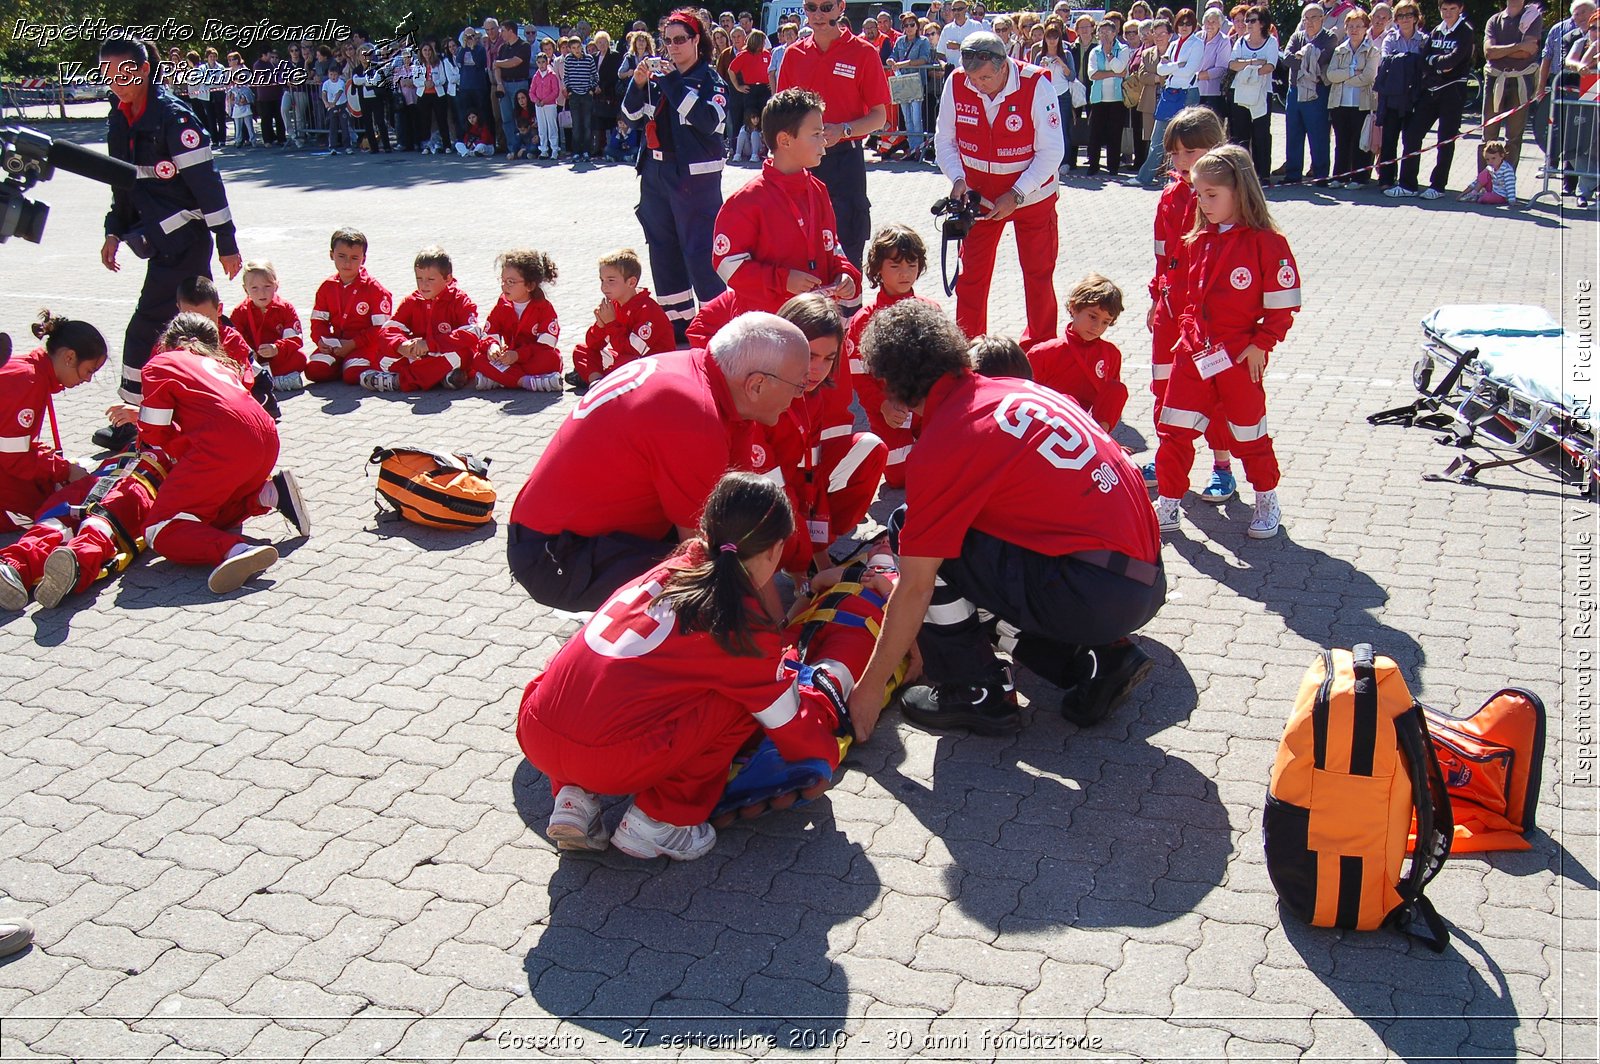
[507, 313, 811, 611]
[933, 31, 1064, 347]
[1278, 3, 1336, 184]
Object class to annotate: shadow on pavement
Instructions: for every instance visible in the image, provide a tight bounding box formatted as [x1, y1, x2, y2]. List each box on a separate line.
[511, 759, 875, 1052]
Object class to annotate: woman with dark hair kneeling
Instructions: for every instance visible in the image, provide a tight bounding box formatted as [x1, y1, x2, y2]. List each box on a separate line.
[516, 471, 848, 861]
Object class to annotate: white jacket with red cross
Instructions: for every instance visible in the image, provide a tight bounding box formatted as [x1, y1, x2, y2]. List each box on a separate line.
[935, 59, 1064, 207]
[1178, 224, 1302, 359]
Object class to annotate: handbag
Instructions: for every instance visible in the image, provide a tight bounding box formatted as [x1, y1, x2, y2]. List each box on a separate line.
[1154, 85, 1187, 120]
[1069, 78, 1087, 109]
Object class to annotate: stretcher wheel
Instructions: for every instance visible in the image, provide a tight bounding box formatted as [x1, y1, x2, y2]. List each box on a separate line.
[1412, 356, 1433, 394]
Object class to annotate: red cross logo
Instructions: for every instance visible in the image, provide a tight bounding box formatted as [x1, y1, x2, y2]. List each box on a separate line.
[585, 580, 674, 659]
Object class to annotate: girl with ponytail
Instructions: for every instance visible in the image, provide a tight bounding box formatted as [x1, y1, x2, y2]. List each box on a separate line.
[0, 311, 108, 532]
[517, 471, 847, 861]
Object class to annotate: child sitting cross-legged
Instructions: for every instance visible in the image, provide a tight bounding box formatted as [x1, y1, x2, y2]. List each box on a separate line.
[363, 246, 482, 392]
[565, 248, 674, 394]
[469, 249, 564, 391]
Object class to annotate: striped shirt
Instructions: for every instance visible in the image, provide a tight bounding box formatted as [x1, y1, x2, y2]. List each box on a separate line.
[1489, 161, 1517, 202]
[562, 52, 598, 94]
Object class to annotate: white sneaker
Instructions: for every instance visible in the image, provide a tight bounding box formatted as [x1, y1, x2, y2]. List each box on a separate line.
[520, 372, 562, 392]
[472, 372, 496, 390]
[611, 802, 716, 861]
[207, 544, 278, 594]
[546, 785, 610, 850]
[359, 369, 399, 392]
[0, 563, 28, 612]
[1154, 496, 1182, 533]
[1420, 187, 1444, 200]
[1248, 489, 1282, 539]
[271, 371, 305, 392]
[1384, 185, 1417, 198]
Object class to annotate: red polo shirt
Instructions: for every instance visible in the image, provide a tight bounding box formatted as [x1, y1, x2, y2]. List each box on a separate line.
[776, 28, 892, 134]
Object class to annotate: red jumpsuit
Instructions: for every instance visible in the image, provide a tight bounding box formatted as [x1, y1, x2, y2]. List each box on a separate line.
[947, 63, 1061, 348]
[151, 323, 252, 372]
[306, 269, 395, 384]
[753, 373, 886, 574]
[471, 295, 562, 387]
[571, 288, 674, 383]
[704, 159, 860, 316]
[1150, 179, 1232, 452]
[684, 288, 736, 350]
[1154, 224, 1301, 498]
[1026, 329, 1129, 429]
[847, 289, 939, 489]
[229, 296, 307, 377]
[0, 450, 165, 596]
[378, 282, 482, 391]
[138, 349, 280, 567]
[0, 347, 70, 533]
[516, 550, 843, 825]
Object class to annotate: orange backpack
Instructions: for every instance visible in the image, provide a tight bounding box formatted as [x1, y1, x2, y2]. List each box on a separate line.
[1265, 646, 1453, 951]
[1421, 689, 1546, 853]
[369, 446, 496, 529]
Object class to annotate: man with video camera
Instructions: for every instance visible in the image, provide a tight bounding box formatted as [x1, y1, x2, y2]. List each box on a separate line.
[95, 36, 242, 451]
[933, 31, 1062, 349]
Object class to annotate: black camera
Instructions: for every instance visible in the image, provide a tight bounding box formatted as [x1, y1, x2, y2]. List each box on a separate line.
[2, 125, 138, 244]
[930, 189, 981, 241]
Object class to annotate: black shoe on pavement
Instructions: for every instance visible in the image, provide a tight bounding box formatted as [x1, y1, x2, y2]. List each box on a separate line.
[91, 421, 136, 452]
[899, 676, 1020, 736]
[563, 370, 584, 389]
[1060, 643, 1154, 726]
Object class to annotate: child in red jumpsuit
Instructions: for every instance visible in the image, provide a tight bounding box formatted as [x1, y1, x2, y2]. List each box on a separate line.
[0, 312, 105, 534]
[132, 314, 311, 594]
[306, 227, 395, 385]
[469, 249, 564, 392]
[231, 261, 307, 392]
[516, 472, 844, 861]
[753, 293, 886, 579]
[364, 246, 482, 393]
[1142, 108, 1236, 500]
[566, 248, 675, 394]
[1026, 273, 1131, 434]
[847, 225, 938, 489]
[1153, 145, 1301, 540]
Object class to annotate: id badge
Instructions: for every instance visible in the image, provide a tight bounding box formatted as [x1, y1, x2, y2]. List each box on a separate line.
[1194, 345, 1233, 380]
[807, 519, 830, 545]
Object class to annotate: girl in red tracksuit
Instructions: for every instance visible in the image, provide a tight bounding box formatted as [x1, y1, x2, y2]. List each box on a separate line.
[231, 262, 307, 392]
[1143, 107, 1236, 502]
[1153, 144, 1301, 541]
[756, 293, 887, 579]
[847, 225, 937, 490]
[470, 249, 563, 392]
[517, 472, 845, 861]
[0, 312, 106, 533]
[136, 314, 308, 595]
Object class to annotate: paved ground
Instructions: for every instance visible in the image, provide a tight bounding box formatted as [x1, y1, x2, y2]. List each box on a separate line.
[0, 113, 1596, 1063]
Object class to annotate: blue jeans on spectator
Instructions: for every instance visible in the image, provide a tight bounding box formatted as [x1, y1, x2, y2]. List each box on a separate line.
[1135, 116, 1172, 185]
[901, 99, 925, 152]
[499, 80, 529, 149]
[1283, 92, 1330, 181]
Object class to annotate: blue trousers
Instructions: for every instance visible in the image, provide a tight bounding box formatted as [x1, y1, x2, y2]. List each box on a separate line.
[636, 159, 726, 341]
[1283, 93, 1330, 180]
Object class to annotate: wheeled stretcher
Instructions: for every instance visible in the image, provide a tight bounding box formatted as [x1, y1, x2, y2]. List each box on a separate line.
[1369, 304, 1598, 493]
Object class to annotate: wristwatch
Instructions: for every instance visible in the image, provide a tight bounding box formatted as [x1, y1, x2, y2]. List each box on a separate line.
[842, 122, 854, 140]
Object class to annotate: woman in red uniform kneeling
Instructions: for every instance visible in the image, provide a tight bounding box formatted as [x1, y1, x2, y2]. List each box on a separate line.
[517, 471, 846, 861]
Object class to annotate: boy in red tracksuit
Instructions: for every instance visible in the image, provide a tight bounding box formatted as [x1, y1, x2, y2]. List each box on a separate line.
[0, 313, 107, 536]
[306, 227, 395, 384]
[470, 249, 564, 392]
[517, 473, 844, 861]
[135, 314, 311, 595]
[847, 225, 936, 490]
[231, 261, 307, 392]
[0, 448, 168, 612]
[1144, 108, 1235, 500]
[1153, 145, 1300, 541]
[364, 246, 482, 392]
[567, 248, 675, 394]
[701, 89, 860, 327]
[1027, 274, 1130, 433]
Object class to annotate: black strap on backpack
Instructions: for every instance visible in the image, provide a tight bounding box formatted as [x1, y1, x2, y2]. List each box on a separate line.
[368, 445, 492, 479]
[1392, 699, 1455, 953]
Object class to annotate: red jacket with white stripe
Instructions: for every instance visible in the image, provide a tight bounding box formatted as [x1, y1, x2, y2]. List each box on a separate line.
[710, 162, 859, 317]
[0, 348, 69, 489]
[518, 549, 842, 770]
[752, 375, 857, 537]
[308, 269, 394, 360]
[1179, 224, 1302, 359]
[1150, 179, 1196, 311]
[136, 348, 278, 461]
[381, 282, 481, 367]
[1026, 330, 1129, 429]
[480, 295, 560, 370]
[229, 296, 304, 365]
[581, 288, 674, 370]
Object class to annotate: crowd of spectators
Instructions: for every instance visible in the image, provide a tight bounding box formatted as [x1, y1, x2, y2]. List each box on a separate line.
[150, 2, 1597, 203]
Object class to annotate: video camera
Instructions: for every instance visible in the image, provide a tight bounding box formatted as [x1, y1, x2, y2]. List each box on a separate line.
[2, 125, 138, 244]
[930, 189, 982, 296]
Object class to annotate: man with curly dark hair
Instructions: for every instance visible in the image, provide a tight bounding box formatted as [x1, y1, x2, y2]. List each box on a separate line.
[844, 300, 1167, 737]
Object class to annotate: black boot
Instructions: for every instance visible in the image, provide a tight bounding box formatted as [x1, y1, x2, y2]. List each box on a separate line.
[91, 422, 137, 452]
[1059, 642, 1154, 726]
[899, 671, 1019, 735]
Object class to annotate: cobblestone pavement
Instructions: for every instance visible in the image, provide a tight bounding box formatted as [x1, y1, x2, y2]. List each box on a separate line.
[0, 117, 1595, 1063]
